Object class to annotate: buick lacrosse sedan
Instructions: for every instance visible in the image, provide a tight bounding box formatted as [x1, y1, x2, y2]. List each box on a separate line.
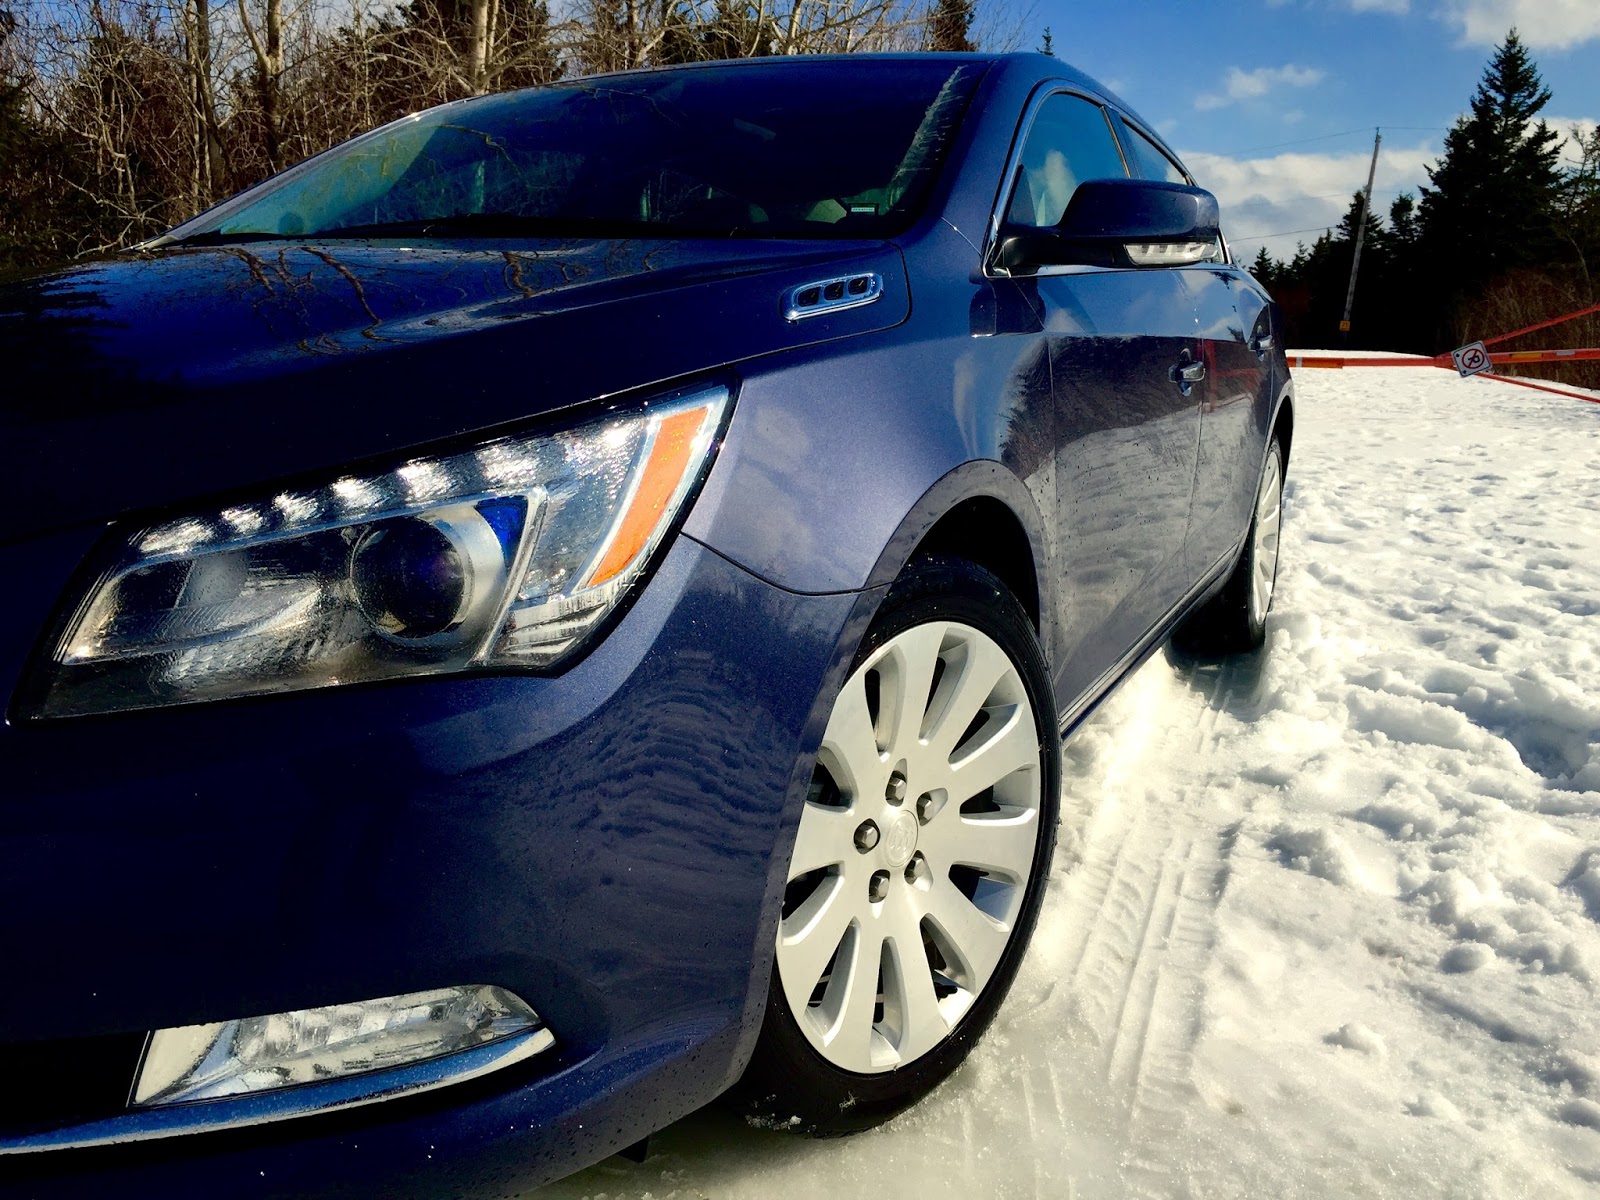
[0, 51, 1290, 1197]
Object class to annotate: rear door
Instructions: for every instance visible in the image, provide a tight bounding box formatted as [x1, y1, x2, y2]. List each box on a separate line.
[997, 91, 1204, 707]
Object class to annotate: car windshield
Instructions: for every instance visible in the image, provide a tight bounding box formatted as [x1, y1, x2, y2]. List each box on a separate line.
[173, 59, 986, 245]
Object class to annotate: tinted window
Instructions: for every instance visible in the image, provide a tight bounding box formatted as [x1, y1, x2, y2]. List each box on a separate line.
[182, 61, 985, 242]
[1004, 93, 1126, 228]
[1123, 123, 1189, 185]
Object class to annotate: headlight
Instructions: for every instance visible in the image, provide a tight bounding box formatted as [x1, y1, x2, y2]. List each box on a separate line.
[31, 385, 727, 717]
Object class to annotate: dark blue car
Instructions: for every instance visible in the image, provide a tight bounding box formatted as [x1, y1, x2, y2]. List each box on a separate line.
[0, 52, 1291, 1197]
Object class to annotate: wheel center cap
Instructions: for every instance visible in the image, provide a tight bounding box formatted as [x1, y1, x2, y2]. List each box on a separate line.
[882, 810, 919, 868]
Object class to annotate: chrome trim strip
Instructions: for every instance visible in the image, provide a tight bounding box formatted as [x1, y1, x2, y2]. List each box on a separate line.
[0, 1027, 555, 1155]
[782, 273, 883, 321]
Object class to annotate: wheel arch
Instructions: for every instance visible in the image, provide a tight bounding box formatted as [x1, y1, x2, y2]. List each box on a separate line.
[1271, 389, 1295, 468]
[864, 460, 1051, 646]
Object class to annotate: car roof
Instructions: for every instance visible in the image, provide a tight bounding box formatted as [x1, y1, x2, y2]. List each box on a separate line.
[526, 52, 1160, 159]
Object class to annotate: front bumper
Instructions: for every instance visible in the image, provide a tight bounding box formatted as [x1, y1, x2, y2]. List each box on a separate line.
[0, 530, 861, 1197]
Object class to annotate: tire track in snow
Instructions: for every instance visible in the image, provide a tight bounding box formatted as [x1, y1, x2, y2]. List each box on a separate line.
[1042, 648, 1254, 1195]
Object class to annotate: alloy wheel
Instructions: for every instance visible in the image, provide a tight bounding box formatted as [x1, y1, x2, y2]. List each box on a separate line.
[775, 620, 1043, 1074]
[1250, 449, 1283, 627]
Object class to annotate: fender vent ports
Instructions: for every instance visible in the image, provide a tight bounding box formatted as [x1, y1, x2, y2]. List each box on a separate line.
[783, 272, 884, 321]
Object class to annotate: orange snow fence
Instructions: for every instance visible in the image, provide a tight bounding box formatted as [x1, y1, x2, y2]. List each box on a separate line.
[1290, 301, 1600, 405]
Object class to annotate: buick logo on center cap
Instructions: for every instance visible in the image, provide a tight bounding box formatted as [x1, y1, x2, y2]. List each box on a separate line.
[883, 811, 918, 867]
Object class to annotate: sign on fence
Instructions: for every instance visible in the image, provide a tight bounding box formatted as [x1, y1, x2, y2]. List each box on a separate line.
[1451, 341, 1491, 377]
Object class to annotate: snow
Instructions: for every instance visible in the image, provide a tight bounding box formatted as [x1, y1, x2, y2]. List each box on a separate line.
[529, 364, 1600, 1199]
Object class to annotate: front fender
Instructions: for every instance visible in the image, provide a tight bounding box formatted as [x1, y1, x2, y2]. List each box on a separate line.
[681, 262, 1056, 606]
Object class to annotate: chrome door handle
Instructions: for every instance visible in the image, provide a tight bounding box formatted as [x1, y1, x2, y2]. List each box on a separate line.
[1250, 332, 1275, 355]
[1169, 359, 1206, 386]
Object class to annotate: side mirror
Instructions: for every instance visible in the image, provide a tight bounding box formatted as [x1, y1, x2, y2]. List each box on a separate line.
[996, 179, 1222, 273]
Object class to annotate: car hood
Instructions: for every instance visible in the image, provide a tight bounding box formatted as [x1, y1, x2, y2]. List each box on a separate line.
[0, 238, 908, 543]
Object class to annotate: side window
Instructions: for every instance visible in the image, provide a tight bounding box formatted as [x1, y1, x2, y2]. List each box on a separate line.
[1122, 122, 1190, 186]
[1004, 93, 1127, 229]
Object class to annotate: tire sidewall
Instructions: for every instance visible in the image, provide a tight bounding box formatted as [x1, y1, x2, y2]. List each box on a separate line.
[1243, 438, 1285, 646]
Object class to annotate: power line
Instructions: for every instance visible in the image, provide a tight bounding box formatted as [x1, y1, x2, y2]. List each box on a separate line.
[1233, 226, 1339, 241]
[1205, 124, 1451, 158]
[1225, 186, 1407, 211]
[1210, 127, 1374, 156]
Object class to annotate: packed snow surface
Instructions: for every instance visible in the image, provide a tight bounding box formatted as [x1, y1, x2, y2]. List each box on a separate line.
[532, 364, 1600, 1198]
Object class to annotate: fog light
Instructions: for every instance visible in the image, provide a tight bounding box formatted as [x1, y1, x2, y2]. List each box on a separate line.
[132, 985, 543, 1108]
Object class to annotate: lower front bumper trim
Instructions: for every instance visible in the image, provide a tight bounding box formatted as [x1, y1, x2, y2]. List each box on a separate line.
[0, 1026, 555, 1155]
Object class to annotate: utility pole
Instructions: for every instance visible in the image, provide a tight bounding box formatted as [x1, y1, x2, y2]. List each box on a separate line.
[1340, 128, 1382, 346]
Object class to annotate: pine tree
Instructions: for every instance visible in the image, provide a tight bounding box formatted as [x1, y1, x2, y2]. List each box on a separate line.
[1249, 245, 1275, 286]
[927, 0, 975, 52]
[1336, 189, 1387, 252]
[1382, 193, 1427, 350]
[1388, 194, 1419, 250]
[1038, 27, 1053, 57]
[1418, 29, 1563, 310]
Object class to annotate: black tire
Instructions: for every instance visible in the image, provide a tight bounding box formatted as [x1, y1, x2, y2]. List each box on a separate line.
[731, 555, 1061, 1136]
[1176, 437, 1285, 657]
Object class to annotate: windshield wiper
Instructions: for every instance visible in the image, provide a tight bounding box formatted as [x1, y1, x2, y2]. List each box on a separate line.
[156, 229, 310, 248]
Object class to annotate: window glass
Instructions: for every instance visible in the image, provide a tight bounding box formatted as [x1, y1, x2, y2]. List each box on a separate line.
[182, 60, 984, 243]
[1004, 93, 1126, 228]
[1123, 123, 1189, 185]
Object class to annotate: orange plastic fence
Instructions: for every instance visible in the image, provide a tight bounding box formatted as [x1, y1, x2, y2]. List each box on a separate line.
[1287, 301, 1600, 404]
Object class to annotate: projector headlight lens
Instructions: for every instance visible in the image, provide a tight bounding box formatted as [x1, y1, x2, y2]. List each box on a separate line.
[32, 386, 727, 716]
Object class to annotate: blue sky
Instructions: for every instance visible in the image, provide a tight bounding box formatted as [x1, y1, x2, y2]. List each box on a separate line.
[1010, 1, 1600, 261]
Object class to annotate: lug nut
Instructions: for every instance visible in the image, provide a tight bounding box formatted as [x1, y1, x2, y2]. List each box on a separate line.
[869, 870, 891, 903]
[903, 853, 923, 884]
[916, 794, 936, 824]
[854, 820, 880, 853]
[886, 772, 908, 804]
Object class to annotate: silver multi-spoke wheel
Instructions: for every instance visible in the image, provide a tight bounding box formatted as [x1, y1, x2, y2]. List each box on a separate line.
[776, 620, 1043, 1074]
[1249, 448, 1283, 627]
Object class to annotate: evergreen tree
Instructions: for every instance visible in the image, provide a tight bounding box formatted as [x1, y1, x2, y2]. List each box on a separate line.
[1038, 27, 1053, 57]
[1418, 29, 1563, 319]
[1336, 189, 1387, 252]
[1388, 193, 1420, 250]
[1249, 245, 1275, 286]
[1382, 193, 1428, 349]
[927, 0, 974, 51]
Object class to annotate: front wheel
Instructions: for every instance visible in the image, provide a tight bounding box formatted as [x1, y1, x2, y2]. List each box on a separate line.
[733, 556, 1060, 1135]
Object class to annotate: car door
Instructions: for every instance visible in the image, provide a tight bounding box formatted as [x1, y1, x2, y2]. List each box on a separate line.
[1118, 116, 1274, 583]
[996, 90, 1203, 706]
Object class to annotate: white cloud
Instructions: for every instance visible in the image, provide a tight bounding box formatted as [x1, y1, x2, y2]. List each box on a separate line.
[1546, 115, 1598, 165]
[1439, 0, 1600, 49]
[1180, 140, 1439, 264]
[1195, 65, 1328, 112]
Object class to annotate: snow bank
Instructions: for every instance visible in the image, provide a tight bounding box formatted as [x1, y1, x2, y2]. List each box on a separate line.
[530, 365, 1600, 1199]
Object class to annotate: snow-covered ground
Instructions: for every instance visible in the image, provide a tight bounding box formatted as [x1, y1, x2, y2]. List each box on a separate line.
[532, 364, 1600, 1199]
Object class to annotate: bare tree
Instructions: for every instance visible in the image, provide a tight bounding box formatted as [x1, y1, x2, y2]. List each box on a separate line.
[237, 0, 285, 169]
[3, 0, 1035, 267]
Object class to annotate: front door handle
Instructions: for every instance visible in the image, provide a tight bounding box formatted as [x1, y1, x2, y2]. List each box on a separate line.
[1250, 331, 1275, 355]
[1169, 355, 1206, 392]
